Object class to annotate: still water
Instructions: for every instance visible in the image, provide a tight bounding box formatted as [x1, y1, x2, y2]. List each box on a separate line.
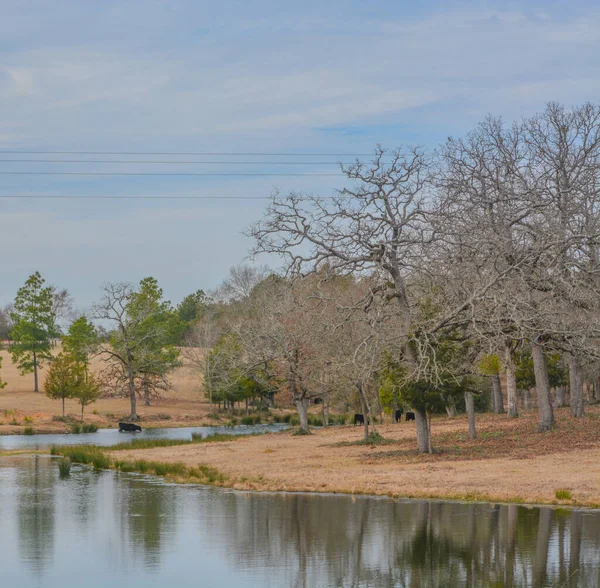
[0, 423, 288, 451]
[2, 456, 600, 588]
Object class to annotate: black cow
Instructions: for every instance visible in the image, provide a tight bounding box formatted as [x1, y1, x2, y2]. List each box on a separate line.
[405, 412, 415, 422]
[119, 422, 142, 432]
[353, 414, 365, 426]
[393, 409, 404, 423]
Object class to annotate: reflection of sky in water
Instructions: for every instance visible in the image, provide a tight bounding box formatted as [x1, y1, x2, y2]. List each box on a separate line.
[2, 455, 600, 588]
[0, 423, 288, 450]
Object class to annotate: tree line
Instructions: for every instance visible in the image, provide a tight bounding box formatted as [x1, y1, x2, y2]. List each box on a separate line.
[187, 102, 600, 451]
[3, 102, 600, 448]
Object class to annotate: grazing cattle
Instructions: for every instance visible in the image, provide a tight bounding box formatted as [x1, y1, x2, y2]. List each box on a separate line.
[119, 422, 142, 432]
[393, 409, 404, 423]
[405, 412, 416, 422]
[353, 414, 365, 426]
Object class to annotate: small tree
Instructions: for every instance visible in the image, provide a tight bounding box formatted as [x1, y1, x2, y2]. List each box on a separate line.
[44, 352, 82, 416]
[10, 272, 57, 392]
[73, 372, 102, 420]
[62, 316, 99, 370]
[93, 278, 183, 420]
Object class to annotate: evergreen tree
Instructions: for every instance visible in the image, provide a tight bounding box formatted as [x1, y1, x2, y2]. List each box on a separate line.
[10, 272, 57, 392]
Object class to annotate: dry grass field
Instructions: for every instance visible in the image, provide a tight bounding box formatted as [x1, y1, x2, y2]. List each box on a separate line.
[111, 406, 600, 507]
[0, 346, 212, 433]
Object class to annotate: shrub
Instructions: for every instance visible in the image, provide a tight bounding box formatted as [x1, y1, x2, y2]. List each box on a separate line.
[23, 416, 33, 425]
[555, 489, 572, 500]
[81, 424, 98, 433]
[52, 415, 67, 422]
[188, 464, 226, 484]
[9, 419, 20, 426]
[58, 458, 71, 477]
[23, 427, 35, 435]
[308, 415, 323, 427]
[71, 424, 81, 434]
[241, 415, 262, 425]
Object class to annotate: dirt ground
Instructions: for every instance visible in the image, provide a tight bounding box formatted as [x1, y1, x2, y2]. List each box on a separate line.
[0, 347, 214, 433]
[111, 407, 600, 507]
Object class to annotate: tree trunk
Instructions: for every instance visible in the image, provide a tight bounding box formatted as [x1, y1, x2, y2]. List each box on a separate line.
[62, 396, 65, 418]
[295, 396, 310, 433]
[128, 367, 138, 421]
[569, 356, 584, 418]
[81, 403, 84, 421]
[144, 386, 151, 406]
[357, 381, 369, 441]
[324, 396, 330, 427]
[504, 345, 518, 418]
[415, 409, 431, 453]
[33, 349, 38, 393]
[522, 388, 532, 410]
[555, 385, 565, 408]
[465, 391, 476, 439]
[491, 374, 504, 414]
[392, 389, 398, 415]
[532, 341, 555, 432]
[445, 398, 457, 418]
[245, 397, 249, 416]
[595, 376, 600, 403]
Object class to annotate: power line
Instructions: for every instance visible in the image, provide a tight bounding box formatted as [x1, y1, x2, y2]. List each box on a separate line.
[0, 171, 340, 177]
[0, 194, 333, 200]
[0, 150, 379, 156]
[0, 159, 348, 165]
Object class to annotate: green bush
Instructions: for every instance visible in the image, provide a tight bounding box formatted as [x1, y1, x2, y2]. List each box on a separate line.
[555, 489, 572, 500]
[70, 424, 81, 434]
[308, 415, 323, 427]
[58, 458, 71, 477]
[240, 415, 262, 425]
[23, 427, 35, 435]
[23, 416, 33, 425]
[81, 424, 98, 433]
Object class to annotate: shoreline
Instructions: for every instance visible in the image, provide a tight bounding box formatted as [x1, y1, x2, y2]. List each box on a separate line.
[47, 408, 600, 509]
[5, 450, 600, 511]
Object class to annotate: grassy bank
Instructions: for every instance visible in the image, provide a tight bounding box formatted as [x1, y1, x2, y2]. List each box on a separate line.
[78, 406, 600, 509]
[50, 442, 228, 485]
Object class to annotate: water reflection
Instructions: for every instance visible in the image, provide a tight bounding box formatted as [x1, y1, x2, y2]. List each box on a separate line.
[2, 455, 600, 587]
[0, 423, 288, 451]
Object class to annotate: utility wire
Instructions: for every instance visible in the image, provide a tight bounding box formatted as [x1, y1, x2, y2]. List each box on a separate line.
[0, 194, 334, 200]
[0, 150, 379, 156]
[0, 171, 340, 177]
[0, 159, 349, 165]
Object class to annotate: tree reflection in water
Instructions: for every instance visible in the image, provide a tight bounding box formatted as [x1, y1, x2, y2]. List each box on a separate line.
[3, 456, 600, 587]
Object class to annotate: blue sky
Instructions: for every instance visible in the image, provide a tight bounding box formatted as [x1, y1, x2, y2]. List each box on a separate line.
[1, 0, 599, 309]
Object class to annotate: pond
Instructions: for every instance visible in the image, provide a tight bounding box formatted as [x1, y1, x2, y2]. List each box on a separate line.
[2, 455, 600, 587]
[0, 423, 289, 451]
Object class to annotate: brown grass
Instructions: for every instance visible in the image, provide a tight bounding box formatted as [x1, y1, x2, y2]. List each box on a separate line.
[0, 346, 217, 432]
[109, 406, 600, 507]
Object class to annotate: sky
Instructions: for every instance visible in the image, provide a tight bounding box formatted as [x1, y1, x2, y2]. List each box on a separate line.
[1, 0, 600, 310]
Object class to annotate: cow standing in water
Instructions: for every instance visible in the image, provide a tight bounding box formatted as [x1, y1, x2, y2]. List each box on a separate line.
[119, 422, 142, 432]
